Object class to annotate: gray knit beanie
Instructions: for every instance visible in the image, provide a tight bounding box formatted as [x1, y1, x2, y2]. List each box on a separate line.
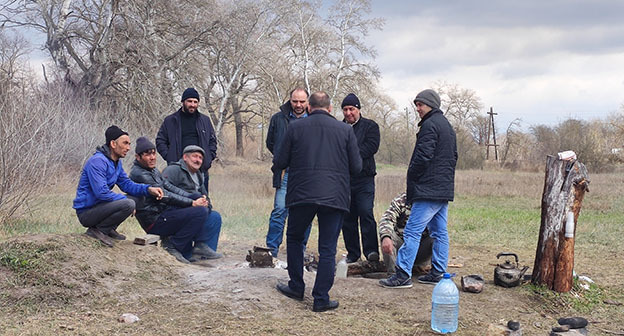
[413, 89, 441, 109]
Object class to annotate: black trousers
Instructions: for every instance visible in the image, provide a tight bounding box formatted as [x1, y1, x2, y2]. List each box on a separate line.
[342, 176, 379, 260]
[286, 204, 344, 306]
[77, 198, 135, 235]
[148, 206, 206, 256]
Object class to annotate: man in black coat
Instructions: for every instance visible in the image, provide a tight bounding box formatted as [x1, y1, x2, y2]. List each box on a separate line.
[380, 89, 457, 289]
[265, 88, 311, 258]
[340, 93, 381, 263]
[272, 91, 362, 312]
[156, 88, 218, 192]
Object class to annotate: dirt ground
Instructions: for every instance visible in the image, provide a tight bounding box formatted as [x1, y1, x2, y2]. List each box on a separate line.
[1, 234, 622, 335]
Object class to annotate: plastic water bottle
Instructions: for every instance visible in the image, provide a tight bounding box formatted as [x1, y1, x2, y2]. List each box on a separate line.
[336, 255, 348, 278]
[431, 273, 459, 333]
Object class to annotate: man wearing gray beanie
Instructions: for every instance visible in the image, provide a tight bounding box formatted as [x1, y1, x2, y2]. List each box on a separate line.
[380, 89, 457, 288]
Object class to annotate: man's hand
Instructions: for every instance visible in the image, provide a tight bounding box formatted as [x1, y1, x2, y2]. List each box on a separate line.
[192, 196, 209, 207]
[148, 187, 164, 200]
[381, 237, 394, 255]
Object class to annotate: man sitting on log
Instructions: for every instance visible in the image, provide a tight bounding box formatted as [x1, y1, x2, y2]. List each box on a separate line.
[379, 192, 433, 275]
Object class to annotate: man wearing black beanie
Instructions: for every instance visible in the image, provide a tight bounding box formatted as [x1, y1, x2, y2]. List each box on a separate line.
[340, 93, 381, 264]
[73, 126, 164, 247]
[156, 87, 217, 192]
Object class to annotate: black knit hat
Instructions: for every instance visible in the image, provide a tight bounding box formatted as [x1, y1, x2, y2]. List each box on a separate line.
[135, 136, 155, 155]
[413, 89, 441, 109]
[105, 125, 129, 145]
[181, 87, 200, 102]
[341, 93, 361, 109]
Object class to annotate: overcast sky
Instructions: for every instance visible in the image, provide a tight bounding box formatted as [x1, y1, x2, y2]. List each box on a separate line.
[366, 0, 624, 129]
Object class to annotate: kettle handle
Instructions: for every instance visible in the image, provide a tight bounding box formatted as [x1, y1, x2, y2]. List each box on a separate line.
[496, 252, 519, 263]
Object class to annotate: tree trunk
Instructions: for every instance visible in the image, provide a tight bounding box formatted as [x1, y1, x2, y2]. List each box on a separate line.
[532, 155, 589, 292]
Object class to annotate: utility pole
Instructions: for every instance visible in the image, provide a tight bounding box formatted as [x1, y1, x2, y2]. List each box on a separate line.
[486, 107, 499, 161]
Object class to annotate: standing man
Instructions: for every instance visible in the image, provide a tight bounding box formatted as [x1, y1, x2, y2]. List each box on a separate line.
[73, 126, 163, 247]
[162, 145, 223, 259]
[265, 88, 311, 258]
[156, 87, 217, 192]
[380, 89, 457, 288]
[340, 93, 381, 263]
[130, 137, 219, 263]
[273, 91, 362, 312]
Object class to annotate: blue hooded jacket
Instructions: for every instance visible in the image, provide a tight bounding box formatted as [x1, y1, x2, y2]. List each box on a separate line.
[73, 145, 149, 213]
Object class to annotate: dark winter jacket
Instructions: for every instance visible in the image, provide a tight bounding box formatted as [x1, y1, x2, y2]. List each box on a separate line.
[266, 102, 298, 188]
[162, 159, 209, 196]
[406, 109, 457, 203]
[272, 109, 362, 211]
[73, 145, 149, 213]
[347, 116, 380, 179]
[156, 108, 217, 172]
[129, 160, 198, 230]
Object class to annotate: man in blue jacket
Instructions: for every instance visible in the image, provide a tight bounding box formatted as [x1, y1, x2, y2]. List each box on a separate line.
[265, 88, 311, 258]
[156, 88, 218, 192]
[273, 91, 362, 312]
[380, 89, 457, 288]
[73, 126, 163, 247]
[340, 93, 381, 263]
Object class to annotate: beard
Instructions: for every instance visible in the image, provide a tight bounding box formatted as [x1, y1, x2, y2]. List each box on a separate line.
[183, 106, 196, 114]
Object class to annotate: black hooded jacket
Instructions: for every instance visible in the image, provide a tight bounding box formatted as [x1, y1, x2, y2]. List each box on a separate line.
[406, 109, 457, 203]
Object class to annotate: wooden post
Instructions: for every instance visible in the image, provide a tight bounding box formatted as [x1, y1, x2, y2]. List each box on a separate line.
[532, 155, 589, 292]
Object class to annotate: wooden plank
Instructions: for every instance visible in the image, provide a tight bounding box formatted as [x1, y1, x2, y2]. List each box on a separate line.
[133, 234, 160, 245]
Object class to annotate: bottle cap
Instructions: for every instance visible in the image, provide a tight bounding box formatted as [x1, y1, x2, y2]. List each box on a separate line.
[443, 273, 451, 279]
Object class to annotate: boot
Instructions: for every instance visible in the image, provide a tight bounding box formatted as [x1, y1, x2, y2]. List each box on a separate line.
[108, 229, 126, 241]
[161, 238, 191, 264]
[85, 228, 114, 247]
[192, 242, 223, 259]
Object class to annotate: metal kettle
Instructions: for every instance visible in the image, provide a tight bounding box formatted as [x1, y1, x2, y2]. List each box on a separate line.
[494, 252, 529, 288]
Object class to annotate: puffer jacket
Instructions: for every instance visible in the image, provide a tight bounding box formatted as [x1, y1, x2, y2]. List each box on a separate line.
[73, 145, 149, 213]
[129, 160, 198, 230]
[406, 109, 457, 203]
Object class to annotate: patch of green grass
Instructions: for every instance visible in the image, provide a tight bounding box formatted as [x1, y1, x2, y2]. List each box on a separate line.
[0, 241, 58, 274]
[526, 279, 607, 314]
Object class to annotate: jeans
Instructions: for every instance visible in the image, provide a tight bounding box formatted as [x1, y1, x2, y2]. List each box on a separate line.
[342, 176, 378, 261]
[148, 206, 206, 256]
[286, 204, 344, 307]
[195, 210, 222, 251]
[266, 172, 310, 257]
[76, 198, 135, 234]
[395, 200, 449, 276]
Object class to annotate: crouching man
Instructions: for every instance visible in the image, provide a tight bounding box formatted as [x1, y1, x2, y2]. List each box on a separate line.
[130, 137, 221, 263]
[162, 145, 223, 259]
[73, 126, 163, 247]
[379, 192, 433, 275]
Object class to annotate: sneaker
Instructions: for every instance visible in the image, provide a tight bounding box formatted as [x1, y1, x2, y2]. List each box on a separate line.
[85, 228, 114, 247]
[108, 229, 126, 241]
[379, 272, 413, 289]
[366, 252, 380, 262]
[193, 242, 223, 259]
[417, 272, 443, 284]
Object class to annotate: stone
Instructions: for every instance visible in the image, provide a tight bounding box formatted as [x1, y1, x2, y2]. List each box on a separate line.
[461, 274, 485, 293]
[507, 320, 520, 331]
[557, 317, 588, 329]
[552, 325, 569, 332]
[118, 313, 140, 323]
[486, 324, 522, 336]
[550, 329, 586, 336]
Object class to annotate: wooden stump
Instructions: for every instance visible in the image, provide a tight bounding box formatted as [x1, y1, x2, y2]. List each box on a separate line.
[532, 155, 589, 292]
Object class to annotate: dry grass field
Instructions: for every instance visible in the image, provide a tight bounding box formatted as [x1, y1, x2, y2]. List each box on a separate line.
[1, 159, 623, 335]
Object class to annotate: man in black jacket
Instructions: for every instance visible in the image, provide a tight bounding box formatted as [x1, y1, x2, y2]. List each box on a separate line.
[130, 138, 222, 264]
[156, 88, 217, 192]
[340, 93, 381, 263]
[380, 89, 457, 288]
[265, 88, 311, 258]
[272, 91, 362, 313]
